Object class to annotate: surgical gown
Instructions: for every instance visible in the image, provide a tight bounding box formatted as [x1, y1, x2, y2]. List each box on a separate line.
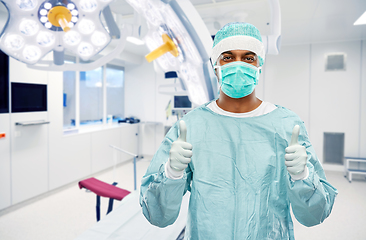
[140, 102, 338, 240]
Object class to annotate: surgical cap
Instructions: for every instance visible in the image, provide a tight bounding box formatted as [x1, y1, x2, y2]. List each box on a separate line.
[211, 22, 265, 66]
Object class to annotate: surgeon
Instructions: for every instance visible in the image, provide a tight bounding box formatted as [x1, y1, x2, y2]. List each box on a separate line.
[140, 22, 338, 239]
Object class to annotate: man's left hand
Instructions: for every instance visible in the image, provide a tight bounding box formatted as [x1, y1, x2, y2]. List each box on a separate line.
[285, 125, 308, 179]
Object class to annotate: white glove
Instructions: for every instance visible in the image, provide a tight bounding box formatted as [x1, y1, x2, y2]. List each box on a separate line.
[166, 120, 193, 179]
[285, 125, 309, 181]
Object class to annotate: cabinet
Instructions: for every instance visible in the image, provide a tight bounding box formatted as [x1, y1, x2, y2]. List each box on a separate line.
[11, 112, 49, 204]
[344, 157, 366, 182]
[0, 114, 11, 210]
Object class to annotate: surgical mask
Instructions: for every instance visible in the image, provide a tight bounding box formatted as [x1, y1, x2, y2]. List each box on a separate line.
[214, 61, 260, 99]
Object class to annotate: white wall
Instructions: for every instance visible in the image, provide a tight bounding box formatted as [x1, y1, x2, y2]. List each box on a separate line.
[361, 41, 366, 157]
[263, 40, 366, 169]
[309, 41, 362, 163]
[264, 44, 311, 129]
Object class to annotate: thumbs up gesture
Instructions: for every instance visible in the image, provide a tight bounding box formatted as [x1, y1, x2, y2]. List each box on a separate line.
[285, 125, 308, 179]
[168, 120, 193, 176]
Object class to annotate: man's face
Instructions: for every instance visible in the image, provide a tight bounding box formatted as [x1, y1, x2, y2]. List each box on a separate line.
[217, 50, 259, 67]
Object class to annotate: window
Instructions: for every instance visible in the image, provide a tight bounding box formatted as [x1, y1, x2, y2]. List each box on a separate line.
[106, 64, 125, 122]
[80, 66, 103, 125]
[63, 59, 125, 131]
[63, 69, 76, 129]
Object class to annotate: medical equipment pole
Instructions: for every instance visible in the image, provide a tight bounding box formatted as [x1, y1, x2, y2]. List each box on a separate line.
[133, 156, 137, 190]
[109, 145, 138, 191]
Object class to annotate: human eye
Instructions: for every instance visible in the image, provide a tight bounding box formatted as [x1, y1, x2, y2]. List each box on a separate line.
[222, 55, 233, 61]
[243, 55, 256, 63]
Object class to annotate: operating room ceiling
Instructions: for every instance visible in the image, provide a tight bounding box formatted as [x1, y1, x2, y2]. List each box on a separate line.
[0, 0, 365, 57]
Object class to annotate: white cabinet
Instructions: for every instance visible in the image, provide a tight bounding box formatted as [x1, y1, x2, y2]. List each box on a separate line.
[90, 124, 139, 174]
[0, 114, 11, 210]
[138, 122, 164, 158]
[120, 124, 139, 162]
[11, 112, 49, 204]
[91, 127, 122, 174]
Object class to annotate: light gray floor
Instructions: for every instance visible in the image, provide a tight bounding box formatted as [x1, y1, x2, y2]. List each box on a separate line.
[0, 160, 365, 240]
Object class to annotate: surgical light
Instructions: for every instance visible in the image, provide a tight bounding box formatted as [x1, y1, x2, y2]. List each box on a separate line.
[40, 16, 48, 23]
[79, 0, 98, 12]
[67, 3, 75, 10]
[37, 31, 55, 47]
[78, 42, 94, 57]
[78, 19, 95, 35]
[39, 9, 47, 15]
[16, 0, 37, 10]
[63, 31, 81, 46]
[45, 22, 52, 29]
[0, 0, 115, 66]
[23, 45, 41, 62]
[4, 34, 24, 51]
[19, 19, 39, 36]
[354, 11, 366, 25]
[44, 2, 51, 10]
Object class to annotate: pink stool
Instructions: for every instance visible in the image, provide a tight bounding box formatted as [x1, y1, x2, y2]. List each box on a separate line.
[79, 177, 130, 221]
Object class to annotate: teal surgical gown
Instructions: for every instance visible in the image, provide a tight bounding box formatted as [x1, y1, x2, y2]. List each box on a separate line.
[140, 102, 338, 240]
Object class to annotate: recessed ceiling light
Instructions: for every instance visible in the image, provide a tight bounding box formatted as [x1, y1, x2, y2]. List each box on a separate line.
[354, 11, 366, 25]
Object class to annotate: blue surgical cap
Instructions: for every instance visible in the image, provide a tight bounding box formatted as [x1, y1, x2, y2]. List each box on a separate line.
[211, 22, 265, 66]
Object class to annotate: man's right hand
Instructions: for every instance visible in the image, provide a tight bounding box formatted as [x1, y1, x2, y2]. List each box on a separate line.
[168, 120, 193, 174]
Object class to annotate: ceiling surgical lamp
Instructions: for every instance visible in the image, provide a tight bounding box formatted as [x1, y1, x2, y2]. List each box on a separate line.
[0, 0, 128, 71]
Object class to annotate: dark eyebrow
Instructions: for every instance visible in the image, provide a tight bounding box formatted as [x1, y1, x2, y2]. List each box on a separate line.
[221, 51, 256, 56]
[222, 51, 233, 55]
[244, 51, 256, 56]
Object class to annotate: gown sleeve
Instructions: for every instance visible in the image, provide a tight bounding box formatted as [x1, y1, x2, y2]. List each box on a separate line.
[286, 122, 338, 227]
[139, 121, 193, 228]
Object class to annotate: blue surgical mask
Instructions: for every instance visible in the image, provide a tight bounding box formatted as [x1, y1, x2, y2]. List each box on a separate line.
[215, 61, 260, 99]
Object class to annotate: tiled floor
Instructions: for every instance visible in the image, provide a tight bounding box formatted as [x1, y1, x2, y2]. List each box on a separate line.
[0, 159, 365, 240]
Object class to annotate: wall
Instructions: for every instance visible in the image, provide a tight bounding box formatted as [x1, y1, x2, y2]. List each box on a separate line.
[264, 40, 366, 170]
[124, 61, 158, 122]
[309, 41, 362, 165]
[264, 44, 311, 129]
[361, 41, 366, 157]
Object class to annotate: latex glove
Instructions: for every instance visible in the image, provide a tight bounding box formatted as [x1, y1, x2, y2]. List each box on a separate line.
[167, 120, 193, 178]
[285, 125, 309, 181]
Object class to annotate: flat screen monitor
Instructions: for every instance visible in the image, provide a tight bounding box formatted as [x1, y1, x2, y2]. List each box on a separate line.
[173, 95, 192, 109]
[0, 50, 9, 114]
[12, 83, 47, 113]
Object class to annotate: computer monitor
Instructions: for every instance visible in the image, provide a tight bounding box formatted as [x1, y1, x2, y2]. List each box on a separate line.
[173, 95, 192, 110]
[12, 83, 47, 113]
